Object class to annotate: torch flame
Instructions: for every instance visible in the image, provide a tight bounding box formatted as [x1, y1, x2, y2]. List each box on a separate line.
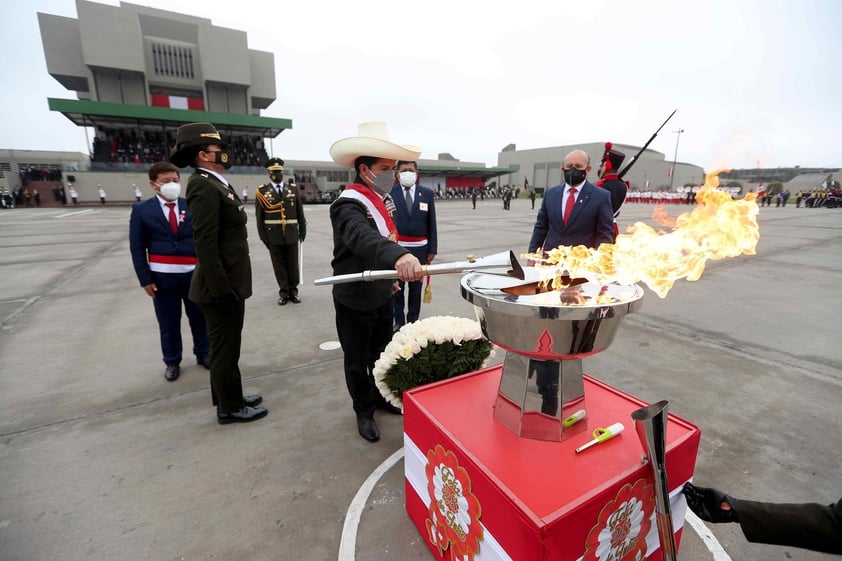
[527, 170, 760, 298]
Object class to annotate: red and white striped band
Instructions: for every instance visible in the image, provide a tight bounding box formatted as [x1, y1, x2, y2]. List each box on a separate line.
[397, 235, 428, 248]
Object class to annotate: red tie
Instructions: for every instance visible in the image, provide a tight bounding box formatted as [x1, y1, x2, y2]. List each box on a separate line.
[563, 187, 577, 224]
[166, 202, 178, 235]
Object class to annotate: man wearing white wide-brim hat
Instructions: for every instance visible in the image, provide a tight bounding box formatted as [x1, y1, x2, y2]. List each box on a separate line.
[328, 121, 425, 443]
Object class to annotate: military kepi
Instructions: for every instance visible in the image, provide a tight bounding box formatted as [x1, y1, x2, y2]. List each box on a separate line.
[600, 142, 626, 171]
[265, 158, 284, 172]
[169, 122, 229, 168]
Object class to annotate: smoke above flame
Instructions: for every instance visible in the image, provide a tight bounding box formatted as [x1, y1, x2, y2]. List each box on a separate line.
[527, 170, 760, 298]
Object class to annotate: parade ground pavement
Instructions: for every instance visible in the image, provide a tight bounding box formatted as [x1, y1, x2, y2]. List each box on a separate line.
[1, 196, 840, 561]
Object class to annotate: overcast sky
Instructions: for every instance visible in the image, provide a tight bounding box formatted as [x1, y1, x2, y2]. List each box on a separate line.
[4, 0, 841, 171]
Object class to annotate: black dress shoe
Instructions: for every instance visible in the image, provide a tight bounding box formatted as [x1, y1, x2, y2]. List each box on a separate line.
[217, 406, 268, 425]
[356, 415, 380, 442]
[243, 394, 263, 407]
[378, 400, 403, 415]
[289, 294, 301, 304]
[197, 357, 211, 370]
[164, 364, 180, 381]
[277, 296, 289, 305]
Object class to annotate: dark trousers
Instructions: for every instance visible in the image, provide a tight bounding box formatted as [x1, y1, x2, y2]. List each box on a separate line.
[199, 300, 245, 413]
[268, 242, 300, 296]
[152, 279, 209, 365]
[334, 298, 392, 415]
[393, 245, 427, 327]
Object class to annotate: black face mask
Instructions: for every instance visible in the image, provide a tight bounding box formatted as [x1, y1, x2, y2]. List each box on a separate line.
[269, 173, 283, 183]
[564, 167, 587, 186]
[208, 149, 233, 170]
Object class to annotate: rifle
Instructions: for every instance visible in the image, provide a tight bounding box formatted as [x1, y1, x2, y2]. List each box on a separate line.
[617, 109, 677, 180]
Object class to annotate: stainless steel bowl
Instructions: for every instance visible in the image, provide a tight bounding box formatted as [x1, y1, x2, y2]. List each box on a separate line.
[461, 268, 644, 360]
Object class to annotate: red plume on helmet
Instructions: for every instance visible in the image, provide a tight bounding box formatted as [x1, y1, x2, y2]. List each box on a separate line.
[601, 142, 625, 172]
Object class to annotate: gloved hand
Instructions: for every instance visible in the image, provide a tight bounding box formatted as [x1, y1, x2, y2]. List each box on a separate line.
[682, 482, 739, 523]
[212, 291, 240, 311]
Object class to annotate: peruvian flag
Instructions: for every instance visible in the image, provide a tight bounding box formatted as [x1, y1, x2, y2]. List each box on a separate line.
[151, 94, 205, 111]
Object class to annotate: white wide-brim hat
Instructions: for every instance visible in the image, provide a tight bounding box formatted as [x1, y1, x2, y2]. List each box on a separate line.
[329, 121, 422, 168]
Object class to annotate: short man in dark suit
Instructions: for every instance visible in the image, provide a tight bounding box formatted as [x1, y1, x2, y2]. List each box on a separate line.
[129, 161, 209, 382]
[255, 157, 306, 305]
[683, 482, 842, 554]
[169, 122, 267, 425]
[328, 121, 425, 442]
[390, 160, 437, 330]
[528, 149, 615, 256]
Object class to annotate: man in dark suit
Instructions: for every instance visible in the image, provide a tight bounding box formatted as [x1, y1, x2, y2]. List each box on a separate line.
[683, 482, 841, 554]
[129, 161, 209, 382]
[169, 122, 267, 425]
[528, 149, 615, 257]
[255, 157, 306, 305]
[328, 121, 425, 442]
[390, 160, 437, 330]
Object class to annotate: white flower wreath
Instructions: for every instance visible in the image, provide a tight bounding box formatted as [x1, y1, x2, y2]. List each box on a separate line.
[374, 315, 495, 411]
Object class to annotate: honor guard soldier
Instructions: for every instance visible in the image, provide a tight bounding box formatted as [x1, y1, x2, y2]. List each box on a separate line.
[255, 158, 307, 305]
[596, 142, 629, 241]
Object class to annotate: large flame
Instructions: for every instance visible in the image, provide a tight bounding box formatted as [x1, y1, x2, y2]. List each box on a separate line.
[527, 170, 760, 298]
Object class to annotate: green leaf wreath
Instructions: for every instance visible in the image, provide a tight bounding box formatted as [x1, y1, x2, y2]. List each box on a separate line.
[374, 316, 495, 410]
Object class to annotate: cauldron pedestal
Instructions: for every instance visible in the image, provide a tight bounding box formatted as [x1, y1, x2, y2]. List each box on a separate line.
[403, 365, 700, 561]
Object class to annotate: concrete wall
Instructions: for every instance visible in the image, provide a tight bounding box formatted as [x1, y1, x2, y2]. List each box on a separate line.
[198, 25, 250, 86]
[37, 13, 89, 93]
[77, 0, 145, 77]
[63, 170, 270, 203]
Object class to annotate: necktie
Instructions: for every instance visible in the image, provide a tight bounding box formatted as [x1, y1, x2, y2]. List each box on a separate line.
[166, 202, 178, 235]
[404, 187, 413, 215]
[563, 187, 577, 224]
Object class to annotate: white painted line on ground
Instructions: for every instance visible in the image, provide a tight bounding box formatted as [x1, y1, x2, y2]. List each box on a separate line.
[338, 447, 405, 561]
[685, 510, 733, 561]
[54, 209, 95, 218]
[341, 448, 731, 561]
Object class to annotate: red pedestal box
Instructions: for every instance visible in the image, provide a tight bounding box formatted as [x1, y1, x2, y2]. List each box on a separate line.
[404, 365, 700, 561]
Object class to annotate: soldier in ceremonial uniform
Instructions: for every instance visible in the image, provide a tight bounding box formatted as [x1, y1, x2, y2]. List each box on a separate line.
[328, 121, 425, 442]
[595, 142, 628, 242]
[255, 158, 307, 305]
[169, 122, 267, 425]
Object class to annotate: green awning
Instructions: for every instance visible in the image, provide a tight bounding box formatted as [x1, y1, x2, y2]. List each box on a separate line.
[418, 163, 517, 180]
[48, 98, 291, 137]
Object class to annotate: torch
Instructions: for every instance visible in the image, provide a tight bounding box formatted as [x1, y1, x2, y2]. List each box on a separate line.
[631, 400, 678, 561]
[313, 250, 524, 286]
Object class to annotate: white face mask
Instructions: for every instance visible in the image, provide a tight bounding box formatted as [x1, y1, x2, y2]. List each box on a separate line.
[158, 182, 181, 201]
[399, 171, 417, 188]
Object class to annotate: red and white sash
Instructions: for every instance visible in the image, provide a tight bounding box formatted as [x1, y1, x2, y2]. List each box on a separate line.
[339, 183, 397, 240]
